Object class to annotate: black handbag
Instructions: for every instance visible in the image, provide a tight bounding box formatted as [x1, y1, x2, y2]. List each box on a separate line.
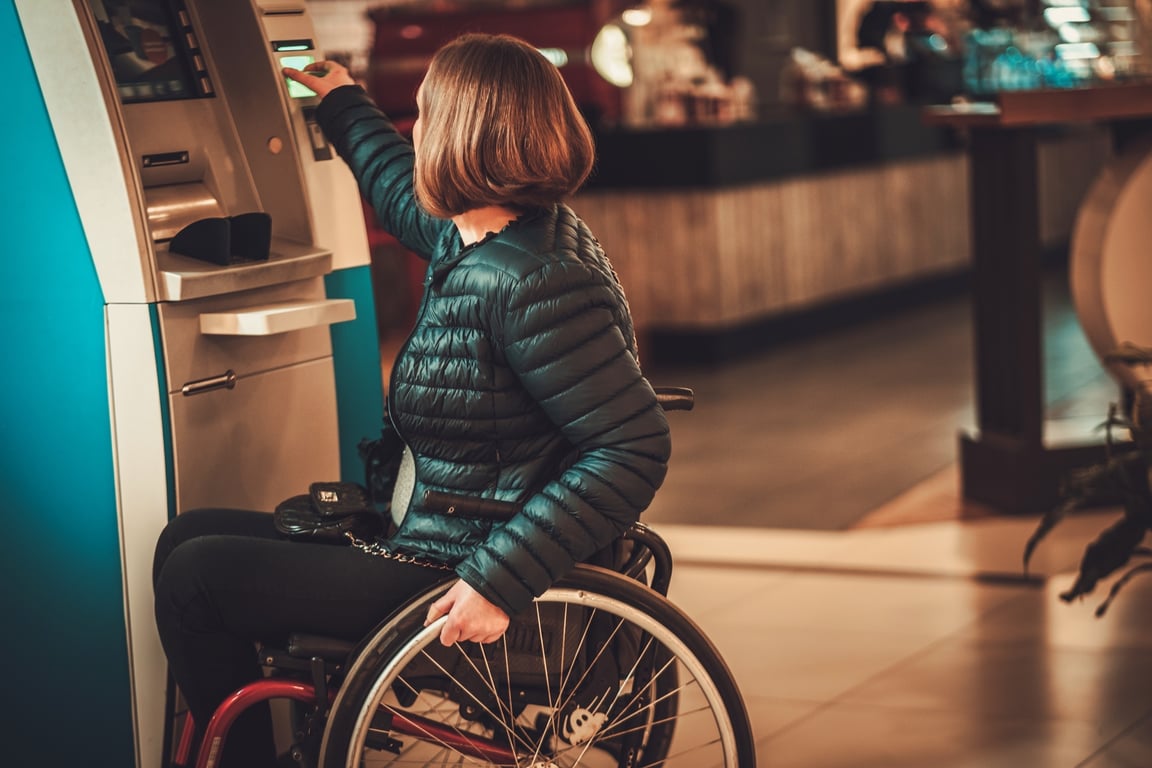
[273, 481, 385, 544]
[274, 417, 403, 546]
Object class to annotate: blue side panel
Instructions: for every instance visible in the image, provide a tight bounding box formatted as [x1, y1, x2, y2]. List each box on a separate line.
[0, 5, 136, 767]
[325, 266, 385, 482]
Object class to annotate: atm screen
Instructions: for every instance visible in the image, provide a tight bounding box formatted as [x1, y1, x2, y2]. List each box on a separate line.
[90, 0, 204, 104]
[279, 54, 318, 99]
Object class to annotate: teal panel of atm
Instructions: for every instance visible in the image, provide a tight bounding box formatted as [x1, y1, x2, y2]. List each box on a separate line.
[0, 3, 134, 766]
[326, 265, 385, 482]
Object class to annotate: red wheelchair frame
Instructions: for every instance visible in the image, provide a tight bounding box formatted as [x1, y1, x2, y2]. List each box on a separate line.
[173, 660, 524, 768]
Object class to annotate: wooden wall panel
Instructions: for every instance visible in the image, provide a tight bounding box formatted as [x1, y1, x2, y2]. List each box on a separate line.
[575, 153, 970, 329]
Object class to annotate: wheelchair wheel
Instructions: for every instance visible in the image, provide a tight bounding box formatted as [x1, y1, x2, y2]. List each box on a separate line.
[319, 566, 755, 767]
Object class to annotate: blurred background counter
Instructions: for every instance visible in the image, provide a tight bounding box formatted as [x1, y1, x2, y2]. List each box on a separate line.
[575, 110, 1110, 362]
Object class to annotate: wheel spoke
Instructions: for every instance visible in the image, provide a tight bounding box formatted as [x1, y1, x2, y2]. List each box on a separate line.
[406, 648, 539, 758]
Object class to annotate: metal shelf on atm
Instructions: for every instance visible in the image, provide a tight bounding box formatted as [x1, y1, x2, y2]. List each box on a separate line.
[155, 237, 333, 302]
[199, 298, 356, 336]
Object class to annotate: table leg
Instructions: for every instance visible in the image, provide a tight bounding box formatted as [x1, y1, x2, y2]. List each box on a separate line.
[960, 126, 1107, 512]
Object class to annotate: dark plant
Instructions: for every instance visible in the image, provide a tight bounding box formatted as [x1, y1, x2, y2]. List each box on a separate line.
[1023, 342, 1152, 616]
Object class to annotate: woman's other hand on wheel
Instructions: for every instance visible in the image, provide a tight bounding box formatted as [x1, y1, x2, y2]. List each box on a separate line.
[282, 60, 355, 100]
[425, 580, 510, 647]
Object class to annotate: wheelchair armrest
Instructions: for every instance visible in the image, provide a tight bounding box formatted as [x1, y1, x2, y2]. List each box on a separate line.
[623, 522, 673, 596]
[653, 386, 694, 411]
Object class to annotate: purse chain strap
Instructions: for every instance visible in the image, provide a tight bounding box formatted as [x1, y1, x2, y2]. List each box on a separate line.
[344, 532, 455, 571]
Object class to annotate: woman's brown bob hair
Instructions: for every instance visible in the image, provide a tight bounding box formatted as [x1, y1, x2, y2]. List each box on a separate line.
[414, 34, 596, 219]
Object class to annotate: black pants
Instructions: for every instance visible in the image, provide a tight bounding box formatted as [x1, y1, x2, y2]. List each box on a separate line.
[152, 508, 447, 768]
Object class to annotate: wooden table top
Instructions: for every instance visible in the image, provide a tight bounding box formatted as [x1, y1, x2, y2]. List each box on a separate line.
[923, 81, 1152, 127]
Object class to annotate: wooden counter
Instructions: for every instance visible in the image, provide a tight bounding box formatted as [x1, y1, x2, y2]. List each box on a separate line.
[574, 107, 1110, 362]
[586, 106, 960, 189]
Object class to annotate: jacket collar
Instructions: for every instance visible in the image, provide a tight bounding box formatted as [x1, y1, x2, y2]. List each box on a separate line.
[429, 206, 552, 284]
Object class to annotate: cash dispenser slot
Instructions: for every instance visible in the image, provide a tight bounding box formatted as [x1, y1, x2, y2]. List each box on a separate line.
[146, 182, 227, 242]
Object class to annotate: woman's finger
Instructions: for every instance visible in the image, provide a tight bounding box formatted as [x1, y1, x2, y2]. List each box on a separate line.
[439, 616, 462, 647]
[424, 595, 452, 626]
[282, 61, 354, 99]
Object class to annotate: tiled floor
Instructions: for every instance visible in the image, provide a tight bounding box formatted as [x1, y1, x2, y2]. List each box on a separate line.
[635, 270, 1152, 766]
[659, 513, 1152, 767]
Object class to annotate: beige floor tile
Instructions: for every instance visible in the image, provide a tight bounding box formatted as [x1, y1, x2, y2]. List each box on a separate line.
[955, 574, 1152, 652]
[665, 566, 793, 623]
[839, 635, 1152, 726]
[693, 570, 1027, 637]
[655, 508, 1120, 580]
[741, 694, 824, 742]
[1079, 711, 1152, 767]
[756, 703, 1120, 768]
[657, 689, 819, 767]
[705, 623, 941, 702]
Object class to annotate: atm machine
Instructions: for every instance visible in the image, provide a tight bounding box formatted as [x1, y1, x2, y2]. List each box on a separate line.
[7, 1, 381, 766]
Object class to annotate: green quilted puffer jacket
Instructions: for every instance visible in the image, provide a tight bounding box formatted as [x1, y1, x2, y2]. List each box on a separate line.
[316, 86, 671, 616]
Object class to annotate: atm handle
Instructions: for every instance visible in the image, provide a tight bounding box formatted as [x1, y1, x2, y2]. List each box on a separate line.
[182, 370, 238, 397]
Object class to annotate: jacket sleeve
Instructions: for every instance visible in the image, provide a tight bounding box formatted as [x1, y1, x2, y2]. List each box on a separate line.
[314, 85, 449, 258]
[454, 261, 672, 616]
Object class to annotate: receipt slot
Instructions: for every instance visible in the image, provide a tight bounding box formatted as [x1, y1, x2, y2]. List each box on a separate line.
[9, 1, 381, 766]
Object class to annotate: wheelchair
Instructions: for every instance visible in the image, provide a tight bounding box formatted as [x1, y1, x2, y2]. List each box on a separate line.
[171, 389, 757, 768]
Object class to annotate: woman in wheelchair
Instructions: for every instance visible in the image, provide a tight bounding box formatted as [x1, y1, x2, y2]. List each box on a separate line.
[153, 33, 679, 768]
